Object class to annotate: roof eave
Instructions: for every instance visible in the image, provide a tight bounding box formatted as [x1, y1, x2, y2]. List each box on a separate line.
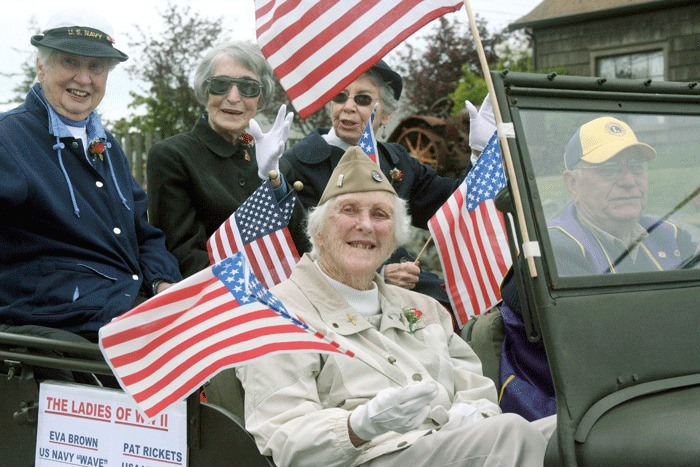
[509, 0, 697, 31]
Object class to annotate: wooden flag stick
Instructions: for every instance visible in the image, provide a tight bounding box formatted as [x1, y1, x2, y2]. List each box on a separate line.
[461, 0, 538, 278]
[415, 236, 433, 262]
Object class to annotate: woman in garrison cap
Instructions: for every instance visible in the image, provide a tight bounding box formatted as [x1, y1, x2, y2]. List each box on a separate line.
[235, 147, 551, 466]
[0, 11, 181, 342]
[282, 59, 463, 310]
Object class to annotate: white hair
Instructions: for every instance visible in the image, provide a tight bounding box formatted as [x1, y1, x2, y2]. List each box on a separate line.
[306, 194, 411, 260]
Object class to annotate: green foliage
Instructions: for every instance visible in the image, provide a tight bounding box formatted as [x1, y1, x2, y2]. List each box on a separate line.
[114, 2, 227, 137]
[390, 15, 505, 117]
[449, 30, 534, 116]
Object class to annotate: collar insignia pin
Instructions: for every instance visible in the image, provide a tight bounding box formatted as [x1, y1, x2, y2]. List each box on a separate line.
[346, 314, 356, 326]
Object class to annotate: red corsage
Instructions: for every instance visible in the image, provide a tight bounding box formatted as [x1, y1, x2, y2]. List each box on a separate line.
[238, 132, 255, 161]
[403, 306, 423, 332]
[238, 132, 255, 147]
[88, 138, 106, 161]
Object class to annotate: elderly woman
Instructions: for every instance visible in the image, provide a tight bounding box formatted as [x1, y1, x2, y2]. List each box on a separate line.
[0, 11, 181, 342]
[282, 60, 462, 297]
[236, 147, 549, 466]
[147, 41, 309, 278]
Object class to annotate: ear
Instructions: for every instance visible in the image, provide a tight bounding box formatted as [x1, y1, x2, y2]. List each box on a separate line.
[380, 112, 392, 127]
[562, 170, 579, 202]
[36, 58, 44, 83]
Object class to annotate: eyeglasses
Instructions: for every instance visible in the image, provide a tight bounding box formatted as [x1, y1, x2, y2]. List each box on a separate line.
[206, 76, 262, 98]
[331, 92, 377, 107]
[575, 159, 648, 179]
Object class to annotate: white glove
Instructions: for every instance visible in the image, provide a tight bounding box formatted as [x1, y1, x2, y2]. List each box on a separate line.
[466, 94, 496, 154]
[440, 402, 483, 432]
[249, 104, 294, 181]
[349, 381, 438, 441]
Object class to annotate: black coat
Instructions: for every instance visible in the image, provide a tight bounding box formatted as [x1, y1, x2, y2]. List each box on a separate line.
[147, 116, 310, 278]
[281, 128, 463, 229]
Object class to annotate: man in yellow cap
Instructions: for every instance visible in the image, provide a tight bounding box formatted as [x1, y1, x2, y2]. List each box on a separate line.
[548, 116, 695, 275]
[498, 117, 697, 423]
[234, 146, 551, 466]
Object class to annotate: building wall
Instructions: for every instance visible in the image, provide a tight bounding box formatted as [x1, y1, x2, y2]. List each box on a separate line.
[531, 3, 700, 81]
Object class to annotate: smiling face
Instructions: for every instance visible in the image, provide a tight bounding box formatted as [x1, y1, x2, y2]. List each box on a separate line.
[206, 55, 260, 143]
[330, 74, 391, 146]
[315, 191, 397, 289]
[37, 51, 109, 121]
[564, 151, 649, 239]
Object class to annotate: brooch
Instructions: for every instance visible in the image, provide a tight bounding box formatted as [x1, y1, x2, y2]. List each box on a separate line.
[389, 167, 404, 184]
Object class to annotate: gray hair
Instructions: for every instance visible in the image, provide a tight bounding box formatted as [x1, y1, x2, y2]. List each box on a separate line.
[306, 194, 411, 260]
[36, 46, 121, 71]
[365, 68, 399, 115]
[193, 41, 275, 109]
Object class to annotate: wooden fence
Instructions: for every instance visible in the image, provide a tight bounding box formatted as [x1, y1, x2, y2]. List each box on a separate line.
[114, 131, 166, 188]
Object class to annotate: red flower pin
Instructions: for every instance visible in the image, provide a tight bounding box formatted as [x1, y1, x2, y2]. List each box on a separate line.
[88, 138, 106, 161]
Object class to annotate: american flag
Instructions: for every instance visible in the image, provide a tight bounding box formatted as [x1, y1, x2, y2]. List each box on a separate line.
[255, 0, 463, 119]
[99, 252, 355, 418]
[207, 180, 300, 289]
[358, 104, 379, 164]
[428, 133, 512, 328]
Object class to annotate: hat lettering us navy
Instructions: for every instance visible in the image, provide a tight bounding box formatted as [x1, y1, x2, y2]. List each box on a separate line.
[30, 11, 128, 62]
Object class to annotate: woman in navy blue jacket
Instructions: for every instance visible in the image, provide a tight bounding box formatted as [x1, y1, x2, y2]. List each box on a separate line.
[0, 12, 181, 341]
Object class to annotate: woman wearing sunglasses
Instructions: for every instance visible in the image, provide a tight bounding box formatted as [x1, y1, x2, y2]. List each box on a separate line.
[281, 60, 464, 297]
[147, 41, 309, 278]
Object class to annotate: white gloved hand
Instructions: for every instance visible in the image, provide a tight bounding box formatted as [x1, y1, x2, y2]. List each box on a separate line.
[349, 381, 439, 442]
[440, 402, 483, 432]
[249, 104, 294, 181]
[466, 94, 496, 155]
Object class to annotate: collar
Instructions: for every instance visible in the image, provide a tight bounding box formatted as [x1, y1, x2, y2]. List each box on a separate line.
[192, 114, 247, 159]
[576, 207, 649, 260]
[289, 255, 422, 335]
[295, 128, 400, 167]
[31, 83, 107, 142]
[321, 127, 352, 151]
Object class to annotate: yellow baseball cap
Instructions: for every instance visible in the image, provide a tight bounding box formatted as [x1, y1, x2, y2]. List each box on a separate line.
[564, 116, 656, 170]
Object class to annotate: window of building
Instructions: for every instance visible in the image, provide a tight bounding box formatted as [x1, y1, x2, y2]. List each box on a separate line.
[596, 50, 664, 80]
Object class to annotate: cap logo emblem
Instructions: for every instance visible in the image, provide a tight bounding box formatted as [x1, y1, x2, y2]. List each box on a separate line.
[604, 122, 626, 137]
[371, 170, 383, 182]
[337, 174, 344, 187]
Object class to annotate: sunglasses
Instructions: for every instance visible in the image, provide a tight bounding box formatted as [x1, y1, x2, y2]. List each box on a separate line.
[575, 159, 648, 179]
[206, 76, 262, 98]
[331, 92, 377, 107]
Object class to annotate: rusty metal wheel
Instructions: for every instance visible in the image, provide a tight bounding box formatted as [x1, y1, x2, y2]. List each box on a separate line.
[395, 127, 447, 170]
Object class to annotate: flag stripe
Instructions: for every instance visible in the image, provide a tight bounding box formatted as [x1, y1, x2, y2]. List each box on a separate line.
[256, 0, 462, 118]
[428, 133, 512, 328]
[206, 180, 300, 289]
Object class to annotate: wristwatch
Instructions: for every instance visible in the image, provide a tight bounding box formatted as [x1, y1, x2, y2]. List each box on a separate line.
[151, 280, 164, 296]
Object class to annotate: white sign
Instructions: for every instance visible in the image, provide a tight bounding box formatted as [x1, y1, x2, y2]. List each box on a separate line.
[35, 381, 187, 466]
